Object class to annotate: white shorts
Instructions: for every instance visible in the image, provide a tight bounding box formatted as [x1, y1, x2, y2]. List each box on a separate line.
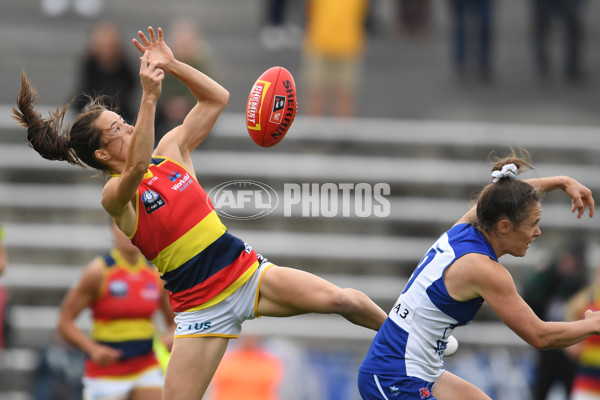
[173, 260, 273, 338]
[82, 366, 163, 400]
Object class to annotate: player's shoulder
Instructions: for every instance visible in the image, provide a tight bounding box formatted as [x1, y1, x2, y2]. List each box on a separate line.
[154, 128, 183, 159]
[75, 256, 106, 292]
[452, 252, 505, 282]
[154, 129, 193, 170]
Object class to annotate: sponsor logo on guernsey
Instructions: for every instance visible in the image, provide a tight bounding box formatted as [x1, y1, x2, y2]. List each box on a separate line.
[141, 282, 159, 300]
[147, 176, 158, 186]
[142, 190, 166, 214]
[169, 171, 181, 182]
[170, 172, 193, 192]
[108, 280, 128, 297]
[435, 339, 447, 357]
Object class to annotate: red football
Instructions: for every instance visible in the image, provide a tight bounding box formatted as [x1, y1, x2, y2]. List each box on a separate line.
[246, 66, 297, 147]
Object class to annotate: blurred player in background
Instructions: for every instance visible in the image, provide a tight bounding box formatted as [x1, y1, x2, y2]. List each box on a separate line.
[58, 223, 175, 400]
[565, 260, 600, 400]
[358, 149, 599, 400]
[14, 25, 387, 400]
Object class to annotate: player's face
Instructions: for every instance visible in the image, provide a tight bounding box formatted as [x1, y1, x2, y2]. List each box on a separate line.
[504, 202, 542, 257]
[96, 110, 134, 162]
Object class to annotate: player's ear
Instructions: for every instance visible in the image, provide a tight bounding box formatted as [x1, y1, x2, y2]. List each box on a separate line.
[95, 148, 111, 162]
[497, 218, 512, 234]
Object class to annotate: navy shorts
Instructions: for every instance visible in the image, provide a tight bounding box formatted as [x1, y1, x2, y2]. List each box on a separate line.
[358, 371, 437, 400]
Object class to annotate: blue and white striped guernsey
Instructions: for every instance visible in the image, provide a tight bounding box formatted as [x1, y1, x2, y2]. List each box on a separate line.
[359, 223, 498, 382]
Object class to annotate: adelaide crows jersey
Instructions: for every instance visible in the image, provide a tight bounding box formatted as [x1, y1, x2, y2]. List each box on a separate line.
[571, 292, 600, 396]
[130, 157, 259, 312]
[87, 249, 161, 378]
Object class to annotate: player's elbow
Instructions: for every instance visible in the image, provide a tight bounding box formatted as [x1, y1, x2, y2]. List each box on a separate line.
[56, 313, 69, 338]
[198, 88, 229, 114]
[215, 87, 230, 109]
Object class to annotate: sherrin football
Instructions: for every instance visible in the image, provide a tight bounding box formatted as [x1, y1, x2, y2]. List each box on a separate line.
[246, 66, 297, 147]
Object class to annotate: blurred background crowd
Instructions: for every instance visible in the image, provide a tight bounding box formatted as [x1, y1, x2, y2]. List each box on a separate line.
[2, 0, 600, 124]
[0, 0, 599, 399]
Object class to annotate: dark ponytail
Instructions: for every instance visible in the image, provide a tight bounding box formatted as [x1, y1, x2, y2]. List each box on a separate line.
[474, 148, 542, 232]
[12, 70, 109, 172]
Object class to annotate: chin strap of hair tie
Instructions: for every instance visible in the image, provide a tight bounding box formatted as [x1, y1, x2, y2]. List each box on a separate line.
[492, 163, 517, 183]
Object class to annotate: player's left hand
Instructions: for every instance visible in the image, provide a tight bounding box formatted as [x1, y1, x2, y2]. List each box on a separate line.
[563, 176, 595, 218]
[133, 26, 175, 71]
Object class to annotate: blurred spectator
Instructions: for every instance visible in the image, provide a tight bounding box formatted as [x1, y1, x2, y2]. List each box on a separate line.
[301, 0, 370, 118]
[523, 239, 588, 400]
[156, 19, 215, 142]
[259, 0, 302, 51]
[41, 0, 102, 17]
[565, 260, 600, 400]
[71, 20, 138, 125]
[397, 0, 431, 37]
[530, 0, 586, 83]
[210, 335, 283, 400]
[449, 0, 495, 83]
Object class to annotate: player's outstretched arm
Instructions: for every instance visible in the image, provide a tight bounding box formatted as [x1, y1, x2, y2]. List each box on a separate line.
[524, 175, 594, 219]
[456, 175, 594, 226]
[134, 26, 229, 164]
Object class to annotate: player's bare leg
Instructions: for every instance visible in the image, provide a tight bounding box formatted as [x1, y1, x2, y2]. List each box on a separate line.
[433, 371, 492, 400]
[163, 336, 229, 400]
[257, 265, 387, 331]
